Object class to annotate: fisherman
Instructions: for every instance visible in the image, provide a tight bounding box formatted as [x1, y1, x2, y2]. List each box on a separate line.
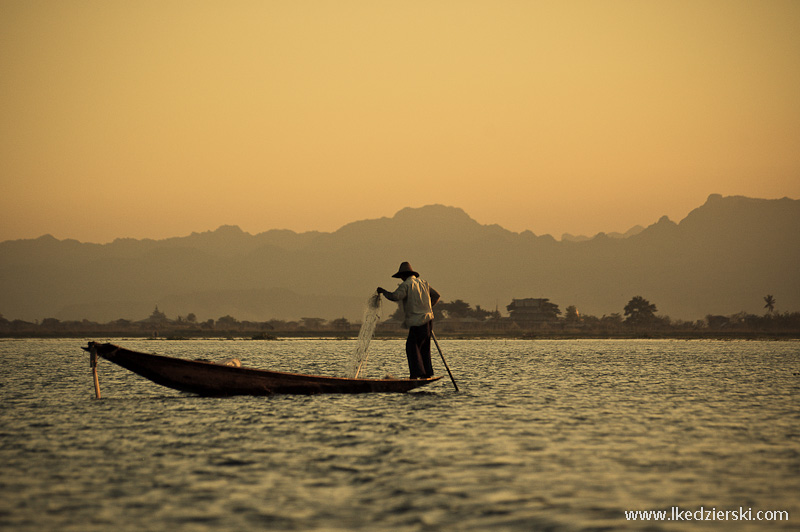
[377, 262, 441, 379]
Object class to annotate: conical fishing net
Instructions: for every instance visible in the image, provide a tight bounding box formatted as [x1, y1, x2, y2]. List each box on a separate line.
[345, 293, 382, 378]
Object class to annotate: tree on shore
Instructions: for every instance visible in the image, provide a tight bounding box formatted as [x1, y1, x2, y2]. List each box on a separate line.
[331, 318, 351, 330]
[764, 295, 776, 315]
[439, 299, 473, 319]
[149, 306, 168, 322]
[565, 305, 581, 325]
[216, 315, 239, 329]
[624, 296, 657, 327]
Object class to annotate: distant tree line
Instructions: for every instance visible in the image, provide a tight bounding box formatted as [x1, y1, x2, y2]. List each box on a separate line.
[2, 295, 799, 338]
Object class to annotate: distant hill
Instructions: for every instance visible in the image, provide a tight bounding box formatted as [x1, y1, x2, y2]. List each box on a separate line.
[1, 194, 798, 322]
[562, 225, 644, 242]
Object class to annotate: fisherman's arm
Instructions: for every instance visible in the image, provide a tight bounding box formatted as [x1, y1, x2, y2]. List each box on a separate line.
[429, 287, 441, 307]
[377, 283, 407, 302]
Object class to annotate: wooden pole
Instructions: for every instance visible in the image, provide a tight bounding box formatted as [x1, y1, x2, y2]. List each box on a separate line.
[354, 354, 368, 379]
[431, 332, 458, 391]
[90, 346, 101, 399]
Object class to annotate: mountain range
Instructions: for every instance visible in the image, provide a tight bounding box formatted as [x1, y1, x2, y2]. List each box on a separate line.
[1, 194, 798, 323]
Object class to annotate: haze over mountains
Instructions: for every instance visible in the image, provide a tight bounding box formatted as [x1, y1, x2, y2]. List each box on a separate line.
[1, 194, 797, 323]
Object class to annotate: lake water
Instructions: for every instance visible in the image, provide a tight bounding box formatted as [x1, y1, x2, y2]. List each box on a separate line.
[1, 338, 798, 531]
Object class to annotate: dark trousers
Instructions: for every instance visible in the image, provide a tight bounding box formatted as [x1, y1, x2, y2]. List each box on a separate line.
[406, 321, 434, 378]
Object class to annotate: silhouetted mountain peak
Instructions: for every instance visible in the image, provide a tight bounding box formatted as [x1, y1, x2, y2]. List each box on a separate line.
[147, 224, 257, 257]
[679, 194, 800, 240]
[561, 233, 590, 242]
[621, 225, 645, 238]
[214, 224, 246, 235]
[394, 205, 485, 235]
[393, 204, 475, 224]
[330, 204, 489, 246]
[187, 224, 248, 239]
[562, 224, 645, 242]
[631, 215, 678, 243]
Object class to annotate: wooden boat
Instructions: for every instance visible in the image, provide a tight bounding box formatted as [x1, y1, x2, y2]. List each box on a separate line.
[84, 342, 442, 396]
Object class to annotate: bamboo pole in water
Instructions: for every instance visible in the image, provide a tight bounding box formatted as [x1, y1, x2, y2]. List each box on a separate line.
[432, 332, 458, 391]
[90, 347, 101, 399]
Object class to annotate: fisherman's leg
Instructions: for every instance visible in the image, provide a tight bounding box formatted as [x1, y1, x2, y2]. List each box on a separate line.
[420, 321, 434, 377]
[405, 326, 427, 378]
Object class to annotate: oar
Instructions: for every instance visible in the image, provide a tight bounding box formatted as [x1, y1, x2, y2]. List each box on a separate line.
[89, 344, 101, 399]
[431, 332, 458, 391]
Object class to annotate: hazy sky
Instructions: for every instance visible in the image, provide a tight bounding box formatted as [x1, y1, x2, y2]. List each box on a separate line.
[2, 0, 798, 243]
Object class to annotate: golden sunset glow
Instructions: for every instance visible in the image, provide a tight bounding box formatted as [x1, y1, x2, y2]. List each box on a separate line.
[2, 1, 798, 242]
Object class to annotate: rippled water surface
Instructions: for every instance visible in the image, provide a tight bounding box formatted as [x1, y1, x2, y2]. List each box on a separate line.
[1, 338, 798, 531]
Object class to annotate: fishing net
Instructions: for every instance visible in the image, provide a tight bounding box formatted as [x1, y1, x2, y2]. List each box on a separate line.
[345, 293, 382, 378]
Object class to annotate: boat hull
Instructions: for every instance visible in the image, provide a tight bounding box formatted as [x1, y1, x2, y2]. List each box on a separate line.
[85, 342, 442, 396]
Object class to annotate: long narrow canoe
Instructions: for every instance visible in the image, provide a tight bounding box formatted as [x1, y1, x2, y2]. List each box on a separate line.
[84, 342, 442, 396]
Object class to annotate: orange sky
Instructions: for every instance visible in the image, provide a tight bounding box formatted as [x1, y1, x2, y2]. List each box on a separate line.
[2, 0, 799, 243]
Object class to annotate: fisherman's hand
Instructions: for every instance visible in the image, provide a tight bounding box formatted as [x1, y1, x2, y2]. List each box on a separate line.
[377, 287, 386, 296]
